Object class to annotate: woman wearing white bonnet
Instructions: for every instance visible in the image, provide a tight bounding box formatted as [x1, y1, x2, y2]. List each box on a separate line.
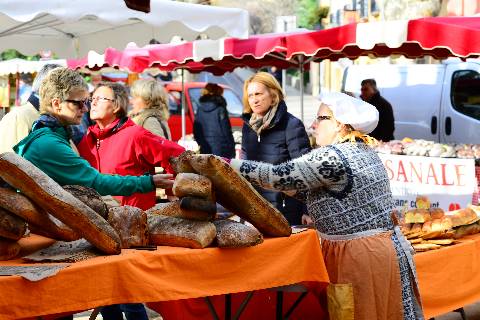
[227, 92, 424, 320]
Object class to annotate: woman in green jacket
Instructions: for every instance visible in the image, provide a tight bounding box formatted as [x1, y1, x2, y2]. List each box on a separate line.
[14, 67, 174, 195]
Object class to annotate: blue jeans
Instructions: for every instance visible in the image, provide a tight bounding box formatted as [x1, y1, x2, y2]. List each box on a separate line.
[100, 303, 148, 320]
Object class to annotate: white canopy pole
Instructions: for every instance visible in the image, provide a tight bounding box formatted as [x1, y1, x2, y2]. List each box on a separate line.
[299, 56, 304, 122]
[181, 68, 186, 140]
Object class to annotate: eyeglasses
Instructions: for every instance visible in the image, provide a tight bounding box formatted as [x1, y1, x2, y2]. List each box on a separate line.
[65, 99, 89, 109]
[90, 96, 115, 103]
[315, 115, 331, 122]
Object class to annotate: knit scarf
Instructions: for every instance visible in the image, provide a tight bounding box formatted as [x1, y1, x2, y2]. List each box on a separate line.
[248, 103, 279, 136]
[32, 114, 73, 139]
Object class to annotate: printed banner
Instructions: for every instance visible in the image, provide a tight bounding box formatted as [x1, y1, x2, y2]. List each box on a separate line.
[378, 153, 477, 211]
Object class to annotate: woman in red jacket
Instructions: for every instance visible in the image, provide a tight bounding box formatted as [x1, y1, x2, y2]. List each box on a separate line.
[78, 82, 185, 211]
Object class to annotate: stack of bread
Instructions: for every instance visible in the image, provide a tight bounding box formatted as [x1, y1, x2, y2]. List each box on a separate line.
[0, 151, 291, 260]
[401, 196, 480, 252]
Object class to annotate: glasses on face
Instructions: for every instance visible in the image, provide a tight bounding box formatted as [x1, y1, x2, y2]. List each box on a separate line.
[90, 96, 115, 103]
[315, 115, 331, 122]
[65, 99, 89, 109]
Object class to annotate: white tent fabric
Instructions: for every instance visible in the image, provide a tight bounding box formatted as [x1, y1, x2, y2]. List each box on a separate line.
[0, 58, 66, 75]
[0, 0, 249, 58]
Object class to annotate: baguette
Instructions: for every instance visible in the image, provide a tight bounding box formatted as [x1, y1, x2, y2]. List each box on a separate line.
[147, 213, 216, 249]
[0, 152, 121, 254]
[108, 206, 148, 248]
[63, 185, 109, 219]
[0, 207, 26, 241]
[0, 238, 20, 261]
[171, 153, 291, 237]
[213, 219, 263, 248]
[0, 187, 78, 241]
[146, 201, 215, 221]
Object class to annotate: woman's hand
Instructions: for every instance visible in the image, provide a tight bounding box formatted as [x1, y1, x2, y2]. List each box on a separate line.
[152, 174, 174, 189]
[301, 214, 314, 226]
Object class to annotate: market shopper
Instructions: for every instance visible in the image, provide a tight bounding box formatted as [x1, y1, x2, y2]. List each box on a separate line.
[241, 71, 311, 225]
[228, 92, 424, 320]
[193, 83, 235, 158]
[78, 82, 184, 210]
[0, 63, 61, 153]
[14, 67, 174, 200]
[360, 78, 395, 141]
[129, 78, 172, 140]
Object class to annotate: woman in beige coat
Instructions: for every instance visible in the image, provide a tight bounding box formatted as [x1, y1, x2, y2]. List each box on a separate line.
[129, 79, 172, 140]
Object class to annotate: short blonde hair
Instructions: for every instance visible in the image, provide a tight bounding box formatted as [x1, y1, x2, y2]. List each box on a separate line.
[94, 82, 129, 118]
[39, 67, 88, 114]
[242, 72, 284, 114]
[130, 79, 169, 119]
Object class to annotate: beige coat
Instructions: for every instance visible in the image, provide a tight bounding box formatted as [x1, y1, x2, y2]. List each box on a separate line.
[0, 102, 39, 153]
[130, 108, 171, 140]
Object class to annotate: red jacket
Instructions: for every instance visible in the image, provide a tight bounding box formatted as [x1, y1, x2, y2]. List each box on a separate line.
[78, 118, 185, 210]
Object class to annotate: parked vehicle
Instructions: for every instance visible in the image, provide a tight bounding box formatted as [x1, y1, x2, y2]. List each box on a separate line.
[342, 60, 480, 144]
[164, 82, 243, 141]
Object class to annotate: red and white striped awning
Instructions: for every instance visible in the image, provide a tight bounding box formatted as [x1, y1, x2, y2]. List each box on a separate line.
[286, 17, 480, 61]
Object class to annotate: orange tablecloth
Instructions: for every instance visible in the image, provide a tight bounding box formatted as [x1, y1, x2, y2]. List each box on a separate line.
[0, 229, 328, 319]
[415, 233, 480, 319]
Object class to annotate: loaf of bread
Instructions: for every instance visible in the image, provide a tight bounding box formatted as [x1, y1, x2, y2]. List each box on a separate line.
[446, 207, 478, 228]
[63, 185, 109, 219]
[404, 209, 431, 224]
[454, 221, 480, 239]
[108, 206, 148, 248]
[430, 208, 445, 220]
[0, 152, 121, 254]
[146, 200, 215, 221]
[0, 187, 78, 241]
[0, 238, 20, 261]
[170, 150, 196, 173]
[147, 213, 216, 248]
[0, 207, 26, 241]
[169, 153, 291, 237]
[173, 173, 213, 199]
[213, 219, 263, 248]
[415, 196, 430, 210]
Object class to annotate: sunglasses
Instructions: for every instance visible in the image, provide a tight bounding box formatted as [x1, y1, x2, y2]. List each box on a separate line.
[65, 99, 89, 109]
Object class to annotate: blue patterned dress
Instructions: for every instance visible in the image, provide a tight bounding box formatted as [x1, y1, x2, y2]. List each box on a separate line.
[231, 142, 424, 320]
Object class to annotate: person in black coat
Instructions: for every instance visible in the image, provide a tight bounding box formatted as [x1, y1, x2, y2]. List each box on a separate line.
[360, 78, 395, 141]
[242, 72, 311, 225]
[194, 83, 235, 158]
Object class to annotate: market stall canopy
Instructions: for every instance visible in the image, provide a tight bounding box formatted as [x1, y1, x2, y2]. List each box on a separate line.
[0, 58, 66, 76]
[285, 17, 480, 62]
[68, 31, 310, 75]
[0, 0, 249, 58]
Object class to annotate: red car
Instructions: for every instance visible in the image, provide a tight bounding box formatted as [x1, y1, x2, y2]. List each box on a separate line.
[164, 82, 244, 142]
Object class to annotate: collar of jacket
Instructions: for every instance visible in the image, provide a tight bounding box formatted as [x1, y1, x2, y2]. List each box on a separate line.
[27, 93, 40, 111]
[130, 108, 167, 126]
[199, 95, 226, 112]
[89, 117, 130, 140]
[367, 91, 381, 103]
[242, 100, 288, 129]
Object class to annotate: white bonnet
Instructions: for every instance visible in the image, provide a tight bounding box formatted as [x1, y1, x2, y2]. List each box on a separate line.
[317, 92, 379, 134]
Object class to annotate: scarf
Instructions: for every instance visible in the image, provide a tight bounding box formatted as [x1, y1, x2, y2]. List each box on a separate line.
[248, 103, 279, 136]
[32, 114, 74, 139]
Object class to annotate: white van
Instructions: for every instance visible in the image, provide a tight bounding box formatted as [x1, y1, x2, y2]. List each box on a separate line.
[342, 60, 480, 144]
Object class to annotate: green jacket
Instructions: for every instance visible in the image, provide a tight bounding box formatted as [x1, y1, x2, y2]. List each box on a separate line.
[14, 126, 154, 196]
